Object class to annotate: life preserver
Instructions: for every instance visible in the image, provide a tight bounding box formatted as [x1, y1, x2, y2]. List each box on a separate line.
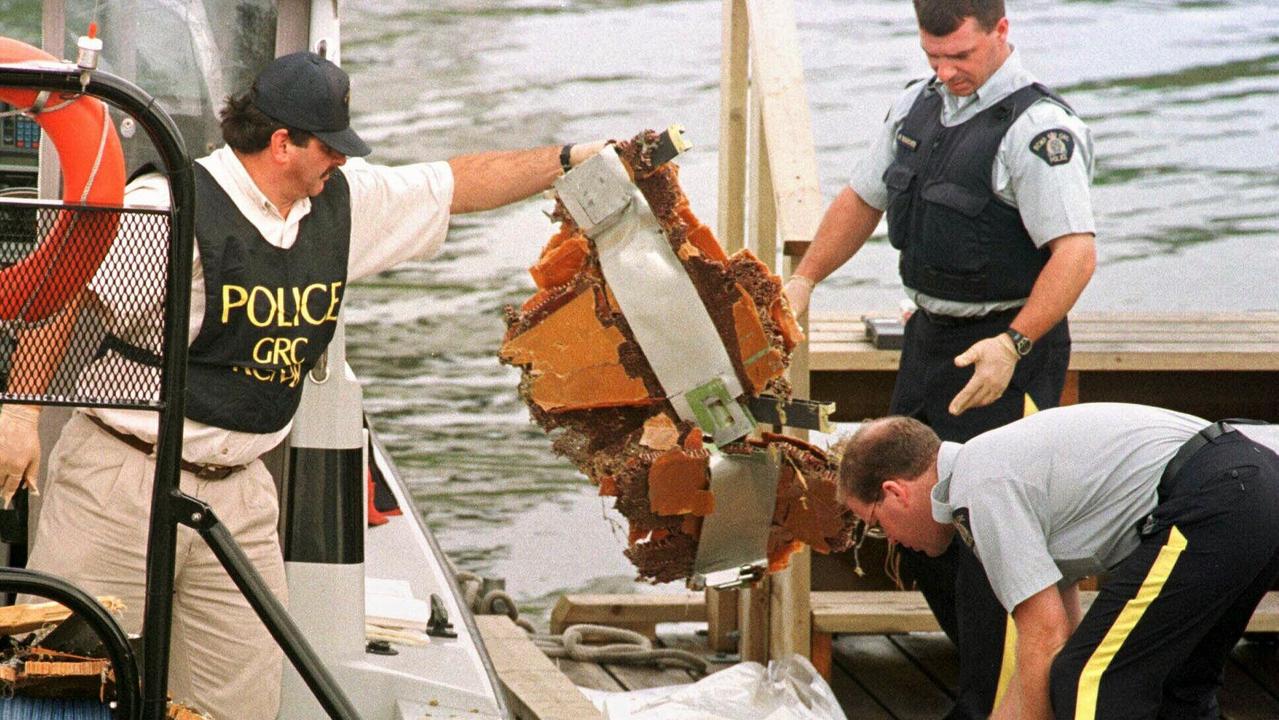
[0, 37, 125, 323]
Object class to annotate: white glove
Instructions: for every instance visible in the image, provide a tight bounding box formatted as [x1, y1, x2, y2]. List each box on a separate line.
[948, 333, 1020, 416]
[783, 275, 815, 319]
[0, 404, 41, 508]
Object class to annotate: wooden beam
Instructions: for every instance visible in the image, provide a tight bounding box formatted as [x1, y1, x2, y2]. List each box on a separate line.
[747, 89, 777, 266]
[739, 576, 771, 663]
[811, 590, 1279, 635]
[550, 593, 706, 637]
[705, 588, 739, 653]
[475, 615, 604, 720]
[769, 546, 811, 659]
[717, 0, 749, 254]
[745, 0, 824, 246]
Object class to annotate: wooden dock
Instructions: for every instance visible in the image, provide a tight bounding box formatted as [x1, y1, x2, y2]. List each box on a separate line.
[809, 311, 1279, 422]
[481, 606, 1279, 719]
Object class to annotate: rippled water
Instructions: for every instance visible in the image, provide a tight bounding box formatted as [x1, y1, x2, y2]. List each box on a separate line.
[338, 0, 1279, 623]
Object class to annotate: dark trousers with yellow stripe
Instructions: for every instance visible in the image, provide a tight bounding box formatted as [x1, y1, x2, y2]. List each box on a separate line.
[1050, 429, 1279, 719]
[890, 309, 1071, 719]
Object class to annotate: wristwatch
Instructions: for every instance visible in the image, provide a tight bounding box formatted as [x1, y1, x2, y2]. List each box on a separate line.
[1004, 328, 1033, 357]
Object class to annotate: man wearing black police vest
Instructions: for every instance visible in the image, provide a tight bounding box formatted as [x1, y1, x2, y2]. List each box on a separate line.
[784, 1, 1097, 717]
[3, 52, 608, 720]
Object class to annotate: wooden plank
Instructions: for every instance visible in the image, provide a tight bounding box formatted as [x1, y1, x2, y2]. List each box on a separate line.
[603, 662, 696, 691]
[889, 633, 960, 691]
[717, 0, 748, 253]
[656, 627, 736, 676]
[812, 591, 940, 634]
[475, 615, 604, 720]
[739, 576, 770, 663]
[812, 348, 1279, 372]
[1231, 639, 1279, 698]
[828, 660, 894, 719]
[807, 311, 1279, 373]
[748, 97, 777, 268]
[705, 588, 739, 653]
[1248, 592, 1279, 632]
[769, 545, 811, 659]
[555, 659, 624, 693]
[550, 593, 705, 636]
[745, 0, 824, 246]
[811, 628, 832, 678]
[813, 591, 1279, 635]
[833, 634, 954, 717]
[1220, 652, 1279, 720]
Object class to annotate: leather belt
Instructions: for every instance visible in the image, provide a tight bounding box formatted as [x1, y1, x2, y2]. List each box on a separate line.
[84, 413, 245, 480]
[1160, 421, 1235, 487]
[917, 306, 1019, 327]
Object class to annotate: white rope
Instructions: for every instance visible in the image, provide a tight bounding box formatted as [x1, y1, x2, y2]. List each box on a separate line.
[80, 102, 110, 204]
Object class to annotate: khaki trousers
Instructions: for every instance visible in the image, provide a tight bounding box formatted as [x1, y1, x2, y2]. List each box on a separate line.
[25, 412, 286, 720]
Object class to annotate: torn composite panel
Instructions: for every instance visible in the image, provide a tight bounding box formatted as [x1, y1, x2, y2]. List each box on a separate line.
[498, 130, 854, 583]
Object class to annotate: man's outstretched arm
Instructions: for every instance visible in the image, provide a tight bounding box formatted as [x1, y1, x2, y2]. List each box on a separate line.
[448, 141, 608, 214]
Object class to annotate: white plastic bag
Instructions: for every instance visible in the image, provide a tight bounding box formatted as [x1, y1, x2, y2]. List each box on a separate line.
[580, 654, 847, 720]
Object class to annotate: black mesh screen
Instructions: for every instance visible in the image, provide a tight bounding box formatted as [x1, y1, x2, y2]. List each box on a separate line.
[0, 200, 173, 410]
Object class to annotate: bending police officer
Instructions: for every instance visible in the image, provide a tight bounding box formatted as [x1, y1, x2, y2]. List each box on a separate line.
[837, 404, 1279, 720]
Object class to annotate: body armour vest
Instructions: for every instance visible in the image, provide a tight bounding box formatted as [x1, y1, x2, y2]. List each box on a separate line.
[184, 163, 351, 433]
[884, 82, 1071, 303]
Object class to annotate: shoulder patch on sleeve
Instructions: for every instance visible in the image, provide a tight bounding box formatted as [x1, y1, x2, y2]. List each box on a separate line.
[952, 507, 975, 549]
[1029, 128, 1076, 167]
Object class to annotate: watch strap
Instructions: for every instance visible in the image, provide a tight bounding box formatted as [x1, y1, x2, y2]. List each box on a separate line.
[559, 143, 574, 174]
[1004, 328, 1033, 357]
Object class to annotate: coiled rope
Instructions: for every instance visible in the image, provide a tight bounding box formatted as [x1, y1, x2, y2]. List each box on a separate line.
[455, 571, 707, 675]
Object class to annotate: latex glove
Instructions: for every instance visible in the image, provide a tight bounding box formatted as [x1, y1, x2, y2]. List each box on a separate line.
[0, 404, 41, 508]
[948, 333, 1020, 416]
[783, 275, 815, 319]
[568, 139, 611, 168]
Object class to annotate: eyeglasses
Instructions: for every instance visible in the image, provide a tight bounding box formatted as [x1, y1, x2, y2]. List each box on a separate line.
[865, 497, 883, 532]
[851, 496, 885, 578]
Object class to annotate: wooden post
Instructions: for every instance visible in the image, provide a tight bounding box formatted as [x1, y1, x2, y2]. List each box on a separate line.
[718, 0, 750, 254]
[739, 575, 771, 663]
[746, 0, 824, 249]
[769, 546, 811, 659]
[747, 94, 776, 263]
[705, 588, 740, 653]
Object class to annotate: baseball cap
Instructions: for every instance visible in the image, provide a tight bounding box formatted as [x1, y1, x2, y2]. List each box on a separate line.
[250, 51, 371, 157]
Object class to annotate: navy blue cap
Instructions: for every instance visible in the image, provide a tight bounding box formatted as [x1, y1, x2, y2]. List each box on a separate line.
[251, 51, 371, 157]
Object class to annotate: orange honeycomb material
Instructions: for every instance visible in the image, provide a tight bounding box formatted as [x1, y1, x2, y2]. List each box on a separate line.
[499, 288, 654, 412]
[648, 449, 715, 517]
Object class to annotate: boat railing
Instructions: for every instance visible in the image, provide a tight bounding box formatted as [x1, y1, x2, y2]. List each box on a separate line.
[715, 0, 822, 665]
[0, 61, 358, 720]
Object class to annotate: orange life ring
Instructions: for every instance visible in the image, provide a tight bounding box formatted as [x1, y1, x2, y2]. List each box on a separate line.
[0, 37, 124, 323]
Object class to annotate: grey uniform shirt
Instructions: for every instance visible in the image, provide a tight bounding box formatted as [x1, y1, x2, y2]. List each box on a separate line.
[929, 403, 1211, 611]
[850, 48, 1097, 317]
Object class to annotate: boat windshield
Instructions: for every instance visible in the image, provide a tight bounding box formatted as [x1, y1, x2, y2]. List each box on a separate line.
[62, 0, 278, 164]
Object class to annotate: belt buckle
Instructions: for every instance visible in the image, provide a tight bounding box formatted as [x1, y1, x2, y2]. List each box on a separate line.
[193, 464, 234, 480]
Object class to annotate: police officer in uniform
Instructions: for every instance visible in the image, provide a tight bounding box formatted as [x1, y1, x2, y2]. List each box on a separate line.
[837, 405, 1279, 720]
[783, 1, 1097, 715]
[0, 52, 607, 719]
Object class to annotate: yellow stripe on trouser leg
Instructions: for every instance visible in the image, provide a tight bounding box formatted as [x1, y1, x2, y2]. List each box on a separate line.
[994, 614, 1018, 707]
[1074, 526, 1188, 720]
[1024, 393, 1039, 417]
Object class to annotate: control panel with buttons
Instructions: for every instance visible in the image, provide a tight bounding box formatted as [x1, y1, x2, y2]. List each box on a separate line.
[1, 103, 40, 154]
